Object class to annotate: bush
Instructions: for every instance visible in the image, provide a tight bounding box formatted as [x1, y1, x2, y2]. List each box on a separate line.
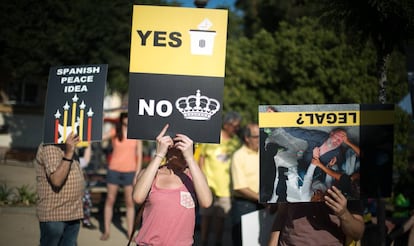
[15, 184, 37, 206]
[0, 183, 37, 206]
[0, 183, 15, 205]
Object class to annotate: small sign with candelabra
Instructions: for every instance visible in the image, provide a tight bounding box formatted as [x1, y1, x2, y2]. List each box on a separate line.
[42, 64, 107, 144]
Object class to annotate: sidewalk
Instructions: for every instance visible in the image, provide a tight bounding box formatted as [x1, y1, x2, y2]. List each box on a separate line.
[0, 162, 130, 246]
[0, 161, 234, 246]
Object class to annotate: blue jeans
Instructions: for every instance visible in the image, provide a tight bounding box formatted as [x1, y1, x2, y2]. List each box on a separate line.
[39, 220, 80, 246]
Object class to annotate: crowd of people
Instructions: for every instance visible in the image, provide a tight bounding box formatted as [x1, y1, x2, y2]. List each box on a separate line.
[35, 110, 414, 246]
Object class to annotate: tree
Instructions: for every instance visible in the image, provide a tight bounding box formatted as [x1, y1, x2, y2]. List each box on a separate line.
[224, 17, 395, 121]
[234, 0, 317, 37]
[317, 0, 414, 104]
[0, 0, 172, 102]
[314, 3, 413, 244]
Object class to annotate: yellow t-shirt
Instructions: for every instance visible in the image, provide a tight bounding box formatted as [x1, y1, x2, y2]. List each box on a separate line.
[200, 136, 240, 197]
[231, 145, 259, 194]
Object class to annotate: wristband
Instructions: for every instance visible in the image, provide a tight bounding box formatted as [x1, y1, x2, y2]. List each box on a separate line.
[62, 157, 74, 164]
[154, 153, 164, 159]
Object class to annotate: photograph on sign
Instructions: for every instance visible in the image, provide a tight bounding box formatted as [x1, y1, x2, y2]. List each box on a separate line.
[259, 104, 394, 203]
[259, 104, 361, 203]
[42, 64, 107, 144]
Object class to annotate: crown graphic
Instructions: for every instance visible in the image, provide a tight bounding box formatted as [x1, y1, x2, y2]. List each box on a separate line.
[175, 90, 220, 121]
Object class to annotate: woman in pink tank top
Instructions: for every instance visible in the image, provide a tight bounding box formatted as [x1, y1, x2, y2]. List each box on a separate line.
[132, 124, 212, 246]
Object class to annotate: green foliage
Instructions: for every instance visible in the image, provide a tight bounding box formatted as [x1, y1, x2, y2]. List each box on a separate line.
[0, 183, 15, 205]
[235, 0, 318, 36]
[224, 17, 385, 122]
[0, 0, 173, 97]
[15, 184, 37, 206]
[0, 183, 37, 206]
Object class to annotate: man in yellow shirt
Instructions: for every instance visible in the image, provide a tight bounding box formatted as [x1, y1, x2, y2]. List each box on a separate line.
[231, 123, 262, 246]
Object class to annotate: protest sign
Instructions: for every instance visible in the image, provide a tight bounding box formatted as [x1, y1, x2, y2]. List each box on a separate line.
[259, 104, 394, 203]
[43, 64, 107, 144]
[128, 5, 228, 143]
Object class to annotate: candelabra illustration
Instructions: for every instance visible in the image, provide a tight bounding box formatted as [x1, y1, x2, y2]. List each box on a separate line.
[53, 94, 94, 144]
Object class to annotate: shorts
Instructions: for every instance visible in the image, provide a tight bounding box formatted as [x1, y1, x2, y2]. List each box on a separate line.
[199, 195, 231, 218]
[106, 169, 135, 186]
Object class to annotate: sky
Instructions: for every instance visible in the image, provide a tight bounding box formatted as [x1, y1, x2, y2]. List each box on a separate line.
[175, 0, 236, 9]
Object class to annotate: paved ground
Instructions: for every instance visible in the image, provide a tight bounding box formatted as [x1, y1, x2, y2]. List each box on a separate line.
[0, 162, 133, 246]
[0, 161, 235, 246]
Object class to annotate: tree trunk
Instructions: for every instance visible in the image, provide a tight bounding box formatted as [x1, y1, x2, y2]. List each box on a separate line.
[376, 52, 389, 104]
[375, 44, 391, 246]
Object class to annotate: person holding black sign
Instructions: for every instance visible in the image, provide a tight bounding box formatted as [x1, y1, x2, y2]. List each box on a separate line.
[35, 133, 84, 245]
[267, 186, 365, 246]
[132, 124, 212, 245]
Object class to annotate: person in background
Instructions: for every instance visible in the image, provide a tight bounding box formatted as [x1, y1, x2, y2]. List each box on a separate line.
[198, 111, 242, 246]
[35, 133, 84, 245]
[231, 123, 263, 246]
[78, 144, 97, 230]
[132, 124, 212, 245]
[100, 112, 143, 240]
[268, 186, 365, 246]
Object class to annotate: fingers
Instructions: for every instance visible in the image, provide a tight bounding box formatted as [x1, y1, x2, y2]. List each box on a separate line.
[65, 133, 79, 155]
[330, 186, 345, 200]
[174, 134, 192, 145]
[66, 132, 79, 144]
[312, 147, 320, 158]
[173, 135, 191, 150]
[326, 186, 341, 203]
[311, 158, 321, 166]
[156, 124, 169, 140]
[324, 186, 347, 216]
[173, 134, 194, 159]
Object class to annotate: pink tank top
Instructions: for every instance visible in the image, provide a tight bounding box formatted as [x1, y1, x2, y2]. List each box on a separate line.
[135, 171, 196, 246]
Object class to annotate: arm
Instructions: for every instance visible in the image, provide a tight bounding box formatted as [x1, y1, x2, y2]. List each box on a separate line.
[83, 144, 92, 164]
[268, 203, 288, 246]
[79, 144, 92, 169]
[343, 137, 360, 157]
[267, 231, 280, 246]
[324, 186, 365, 241]
[132, 124, 172, 204]
[101, 127, 115, 141]
[312, 157, 342, 181]
[231, 150, 259, 202]
[133, 140, 143, 185]
[49, 133, 80, 187]
[175, 134, 212, 208]
[198, 153, 205, 170]
[234, 188, 259, 202]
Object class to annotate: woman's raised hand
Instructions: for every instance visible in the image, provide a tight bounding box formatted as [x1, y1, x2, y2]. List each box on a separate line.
[174, 134, 194, 161]
[156, 124, 173, 157]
